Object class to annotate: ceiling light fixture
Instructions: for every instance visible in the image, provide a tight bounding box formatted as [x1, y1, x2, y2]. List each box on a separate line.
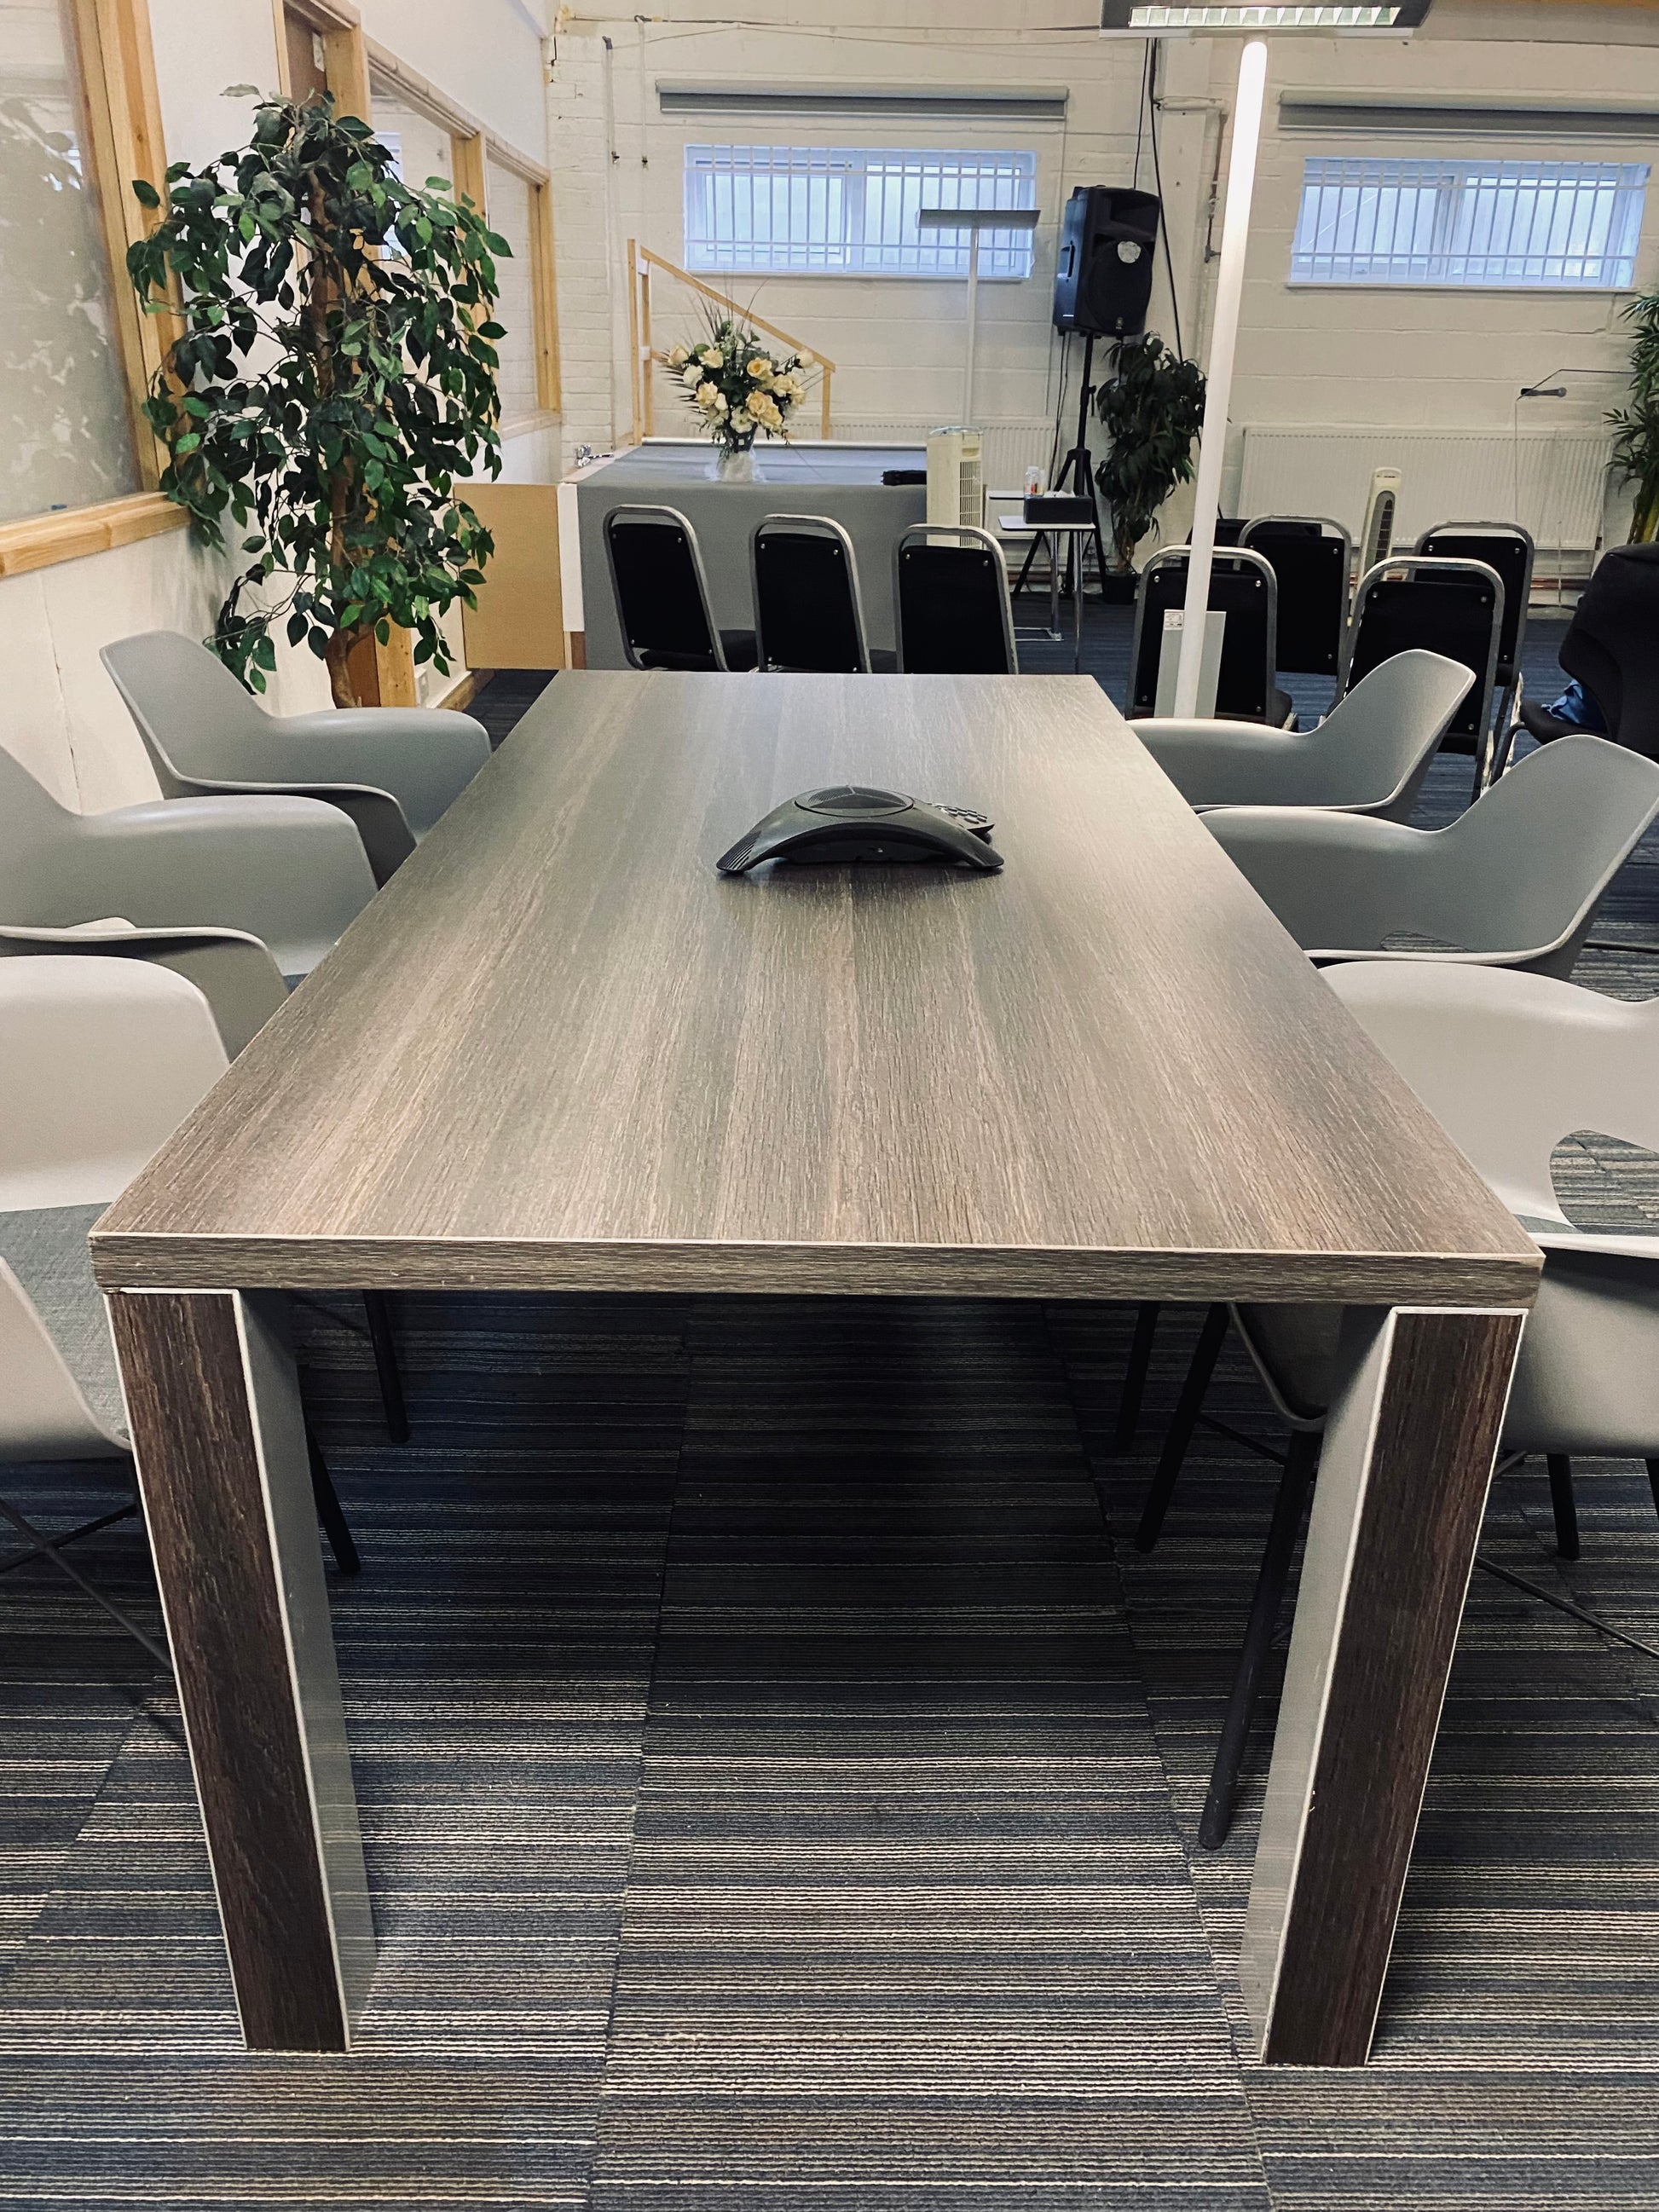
[1101, 2, 1432, 32]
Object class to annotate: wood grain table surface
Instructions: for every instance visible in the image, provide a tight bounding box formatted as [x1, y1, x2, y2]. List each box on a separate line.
[91, 670, 1537, 1306]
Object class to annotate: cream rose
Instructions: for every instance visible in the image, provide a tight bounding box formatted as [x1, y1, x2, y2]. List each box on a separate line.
[667, 344, 689, 367]
[681, 362, 702, 387]
[695, 379, 720, 410]
[697, 345, 721, 367]
[749, 391, 783, 431]
[746, 357, 774, 383]
[729, 409, 753, 434]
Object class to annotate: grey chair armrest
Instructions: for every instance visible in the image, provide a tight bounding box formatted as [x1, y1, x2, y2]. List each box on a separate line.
[154, 771, 416, 887]
[0, 924, 286, 1060]
[1130, 718, 1309, 807]
[275, 708, 491, 835]
[71, 796, 378, 975]
[1204, 806, 1431, 950]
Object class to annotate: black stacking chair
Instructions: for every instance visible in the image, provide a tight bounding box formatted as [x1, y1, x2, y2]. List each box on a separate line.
[1130, 546, 1292, 726]
[604, 505, 758, 673]
[893, 525, 1018, 674]
[1240, 517, 1351, 680]
[1507, 543, 1659, 772]
[751, 513, 894, 673]
[1419, 521, 1534, 745]
[1188, 517, 1249, 548]
[1343, 555, 1503, 795]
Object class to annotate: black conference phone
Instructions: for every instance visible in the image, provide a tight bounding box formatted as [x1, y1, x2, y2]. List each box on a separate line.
[716, 785, 1003, 874]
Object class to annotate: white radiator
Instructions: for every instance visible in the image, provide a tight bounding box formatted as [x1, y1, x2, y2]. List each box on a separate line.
[833, 417, 1055, 494]
[1237, 427, 1612, 557]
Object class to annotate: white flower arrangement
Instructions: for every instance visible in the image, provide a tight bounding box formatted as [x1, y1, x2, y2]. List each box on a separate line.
[660, 312, 808, 456]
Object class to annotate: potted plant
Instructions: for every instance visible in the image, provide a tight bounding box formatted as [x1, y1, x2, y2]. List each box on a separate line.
[662, 309, 810, 477]
[1094, 335, 1206, 588]
[1610, 286, 1659, 545]
[127, 92, 506, 705]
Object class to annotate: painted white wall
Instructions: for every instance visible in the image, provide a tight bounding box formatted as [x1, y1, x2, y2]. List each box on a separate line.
[548, 11, 1659, 545]
[4, 0, 555, 813]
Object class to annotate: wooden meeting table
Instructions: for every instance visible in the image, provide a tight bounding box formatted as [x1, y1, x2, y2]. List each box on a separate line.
[92, 672, 1539, 2065]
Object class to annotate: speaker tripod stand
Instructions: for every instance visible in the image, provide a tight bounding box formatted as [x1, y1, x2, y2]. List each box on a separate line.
[1014, 331, 1114, 609]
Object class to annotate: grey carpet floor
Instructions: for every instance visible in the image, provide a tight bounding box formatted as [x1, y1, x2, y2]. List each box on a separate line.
[4, 635, 1659, 2208]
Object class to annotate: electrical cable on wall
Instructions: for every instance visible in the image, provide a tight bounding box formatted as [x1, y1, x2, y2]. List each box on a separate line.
[1146, 42, 1183, 361]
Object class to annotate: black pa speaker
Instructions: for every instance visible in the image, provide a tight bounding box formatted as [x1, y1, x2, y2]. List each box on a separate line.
[1052, 185, 1162, 339]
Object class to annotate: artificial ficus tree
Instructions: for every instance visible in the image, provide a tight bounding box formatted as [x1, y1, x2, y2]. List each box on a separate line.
[1094, 334, 1206, 576]
[128, 92, 506, 704]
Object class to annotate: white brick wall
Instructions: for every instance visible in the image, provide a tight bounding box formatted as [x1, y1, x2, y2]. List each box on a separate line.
[549, 28, 622, 457]
[546, 9, 1659, 543]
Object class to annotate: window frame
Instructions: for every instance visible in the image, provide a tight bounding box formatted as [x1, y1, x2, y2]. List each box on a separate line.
[363, 41, 560, 430]
[1286, 151, 1651, 293]
[0, 0, 188, 578]
[682, 143, 1042, 281]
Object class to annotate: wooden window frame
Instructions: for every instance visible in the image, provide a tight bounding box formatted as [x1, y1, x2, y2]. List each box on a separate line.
[0, 0, 188, 578]
[366, 38, 561, 426]
[274, 0, 370, 120]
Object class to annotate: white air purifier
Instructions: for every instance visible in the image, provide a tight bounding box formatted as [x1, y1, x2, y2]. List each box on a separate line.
[1360, 466, 1402, 572]
[927, 427, 984, 530]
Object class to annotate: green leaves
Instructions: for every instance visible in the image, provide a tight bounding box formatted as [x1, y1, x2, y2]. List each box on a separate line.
[1093, 336, 1206, 573]
[1610, 289, 1659, 545]
[130, 90, 506, 691]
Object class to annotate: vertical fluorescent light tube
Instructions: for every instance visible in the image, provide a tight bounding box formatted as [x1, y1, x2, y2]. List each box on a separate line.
[963, 222, 981, 424]
[1173, 36, 1268, 719]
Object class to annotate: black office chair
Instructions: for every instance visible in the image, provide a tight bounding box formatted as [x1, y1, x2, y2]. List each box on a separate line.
[1509, 543, 1659, 770]
[893, 525, 1018, 675]
[1240, 517, 1351, 680]
[1130, 546, 1292, 726]
[751, 514, 895, 673]
[604, 505, 759, 673]
[1343, 555, 1503, 795]
[1419, 521, 1534, 742]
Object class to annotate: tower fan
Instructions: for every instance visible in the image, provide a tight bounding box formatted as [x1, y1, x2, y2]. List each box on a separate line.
[926, 427, 984, 531]
[1360, 466, 1403, 573]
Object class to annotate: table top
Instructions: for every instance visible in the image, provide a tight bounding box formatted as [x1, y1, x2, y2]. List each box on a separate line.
[583, 440, 927, 488]
[92, 673, 1540, 1305]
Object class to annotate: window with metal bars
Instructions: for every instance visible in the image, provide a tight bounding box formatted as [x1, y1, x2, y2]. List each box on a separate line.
[683, 145, 1038, 278]
[1290, 156, 1649, 289]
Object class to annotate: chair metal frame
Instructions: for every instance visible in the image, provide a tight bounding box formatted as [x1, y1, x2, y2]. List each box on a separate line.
[893, 524, 1019, 676]
[1130, 545, 1286, 725]
[1240, 515, 1353, 679]
[1416, 520, 1535, 760]
[750, 512, 874, 673]
[1343, 553, 1506, 793]
[603, 503, 731, 673]
[1138, 961, 1659, 1846]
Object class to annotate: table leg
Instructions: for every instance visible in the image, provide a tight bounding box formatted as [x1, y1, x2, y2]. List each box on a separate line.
[1240, 1302, 1523, 2065]
[107, 1287, 373, 2051]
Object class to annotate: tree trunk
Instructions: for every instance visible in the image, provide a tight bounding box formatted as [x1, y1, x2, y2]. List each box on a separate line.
[326, 627, 383, 708]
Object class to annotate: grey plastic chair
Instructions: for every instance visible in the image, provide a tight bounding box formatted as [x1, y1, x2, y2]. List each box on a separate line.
[101, 632, 491, 887]
[1130, 650, 1472, 820]
[0, 958, 357, 1660]
[0, 742, 376, 988]
[1138, 959, 1659, 1847]
[1205, 734, 1659, 979]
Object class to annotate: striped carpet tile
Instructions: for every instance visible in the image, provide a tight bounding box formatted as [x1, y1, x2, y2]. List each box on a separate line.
[587, 1297, 1269, 2209]
[0, 1291, 688, 2208]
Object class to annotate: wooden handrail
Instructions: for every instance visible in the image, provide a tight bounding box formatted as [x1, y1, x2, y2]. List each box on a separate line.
[627, 242, 835, 442]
